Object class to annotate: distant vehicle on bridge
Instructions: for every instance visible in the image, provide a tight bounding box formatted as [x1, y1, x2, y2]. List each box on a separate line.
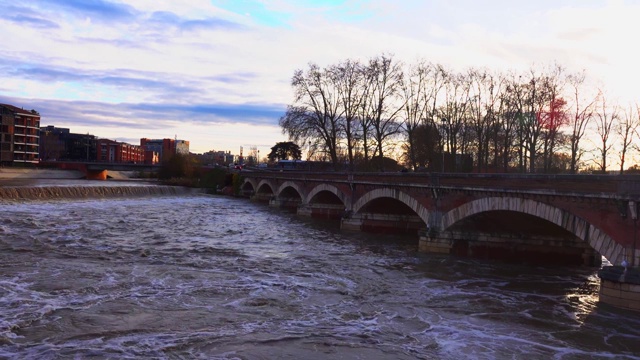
[277, 160, 306, 170]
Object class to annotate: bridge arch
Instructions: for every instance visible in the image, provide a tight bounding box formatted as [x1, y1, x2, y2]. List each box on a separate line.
[305, 184, 348, 207]
[256, 180, 276, 195]
[276, 181, 305, 200]
[352, 188, 430, 225]
[442, 197, 623, 264]
[241, 178, 257, 193]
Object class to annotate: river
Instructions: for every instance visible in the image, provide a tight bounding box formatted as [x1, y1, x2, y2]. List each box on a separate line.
[0, 185, 639, 359]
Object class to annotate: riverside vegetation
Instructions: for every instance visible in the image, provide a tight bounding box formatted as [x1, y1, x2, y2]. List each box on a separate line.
[156, 153, 241, 195]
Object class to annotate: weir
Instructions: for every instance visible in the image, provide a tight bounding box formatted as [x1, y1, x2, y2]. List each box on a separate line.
[0, 185, 197, 200]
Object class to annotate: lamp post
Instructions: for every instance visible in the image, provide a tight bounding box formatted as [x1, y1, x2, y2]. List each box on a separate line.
[631, 201, 638, 267]
[441, 117, 448, 173]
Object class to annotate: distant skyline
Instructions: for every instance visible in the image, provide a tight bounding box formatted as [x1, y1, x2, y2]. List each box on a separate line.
[2, 0, 639, 157]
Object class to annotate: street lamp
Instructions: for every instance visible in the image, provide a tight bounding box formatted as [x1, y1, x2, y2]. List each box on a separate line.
[631, 201, 638, 267]
[441, 117, 448, 173]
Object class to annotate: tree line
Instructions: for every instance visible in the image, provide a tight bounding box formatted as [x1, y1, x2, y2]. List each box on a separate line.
[279, 54, 640, 173]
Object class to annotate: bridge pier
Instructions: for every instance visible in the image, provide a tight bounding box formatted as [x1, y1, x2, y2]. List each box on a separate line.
[420, 230, 602, 266]
[251, 193, 273, 202]
[269, 197, 302, 210]
[598, 266, 640, 312]
[341, 213, 425, 234]
[85, 169, 108, 180]
[297, 204, 345, 219]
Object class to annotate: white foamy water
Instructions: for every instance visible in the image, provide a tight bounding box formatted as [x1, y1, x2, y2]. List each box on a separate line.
[0, 191, 639, 359]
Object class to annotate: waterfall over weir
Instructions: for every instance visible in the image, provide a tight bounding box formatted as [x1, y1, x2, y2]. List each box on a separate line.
[0, 184, 199, 201]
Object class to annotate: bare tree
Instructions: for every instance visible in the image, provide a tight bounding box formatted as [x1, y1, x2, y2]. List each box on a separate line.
[363, 54, 405, 170]
[400, 60, 432, 170]
[499, 72, 526, 172]
[566, 72, 597, 174]
[616, 104, 640, 173]
[439, 69, 471, 167]
[538, 65, 566, 173]
[280, 63, 342, 168]
[593, 90, 618, 173]
[331, 59, 366, 170]
[467, 68, 502, 172]
[519, 66, 559, 173]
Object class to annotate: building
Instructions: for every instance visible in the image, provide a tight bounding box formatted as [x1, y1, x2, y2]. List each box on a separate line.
[175, 139, 189, 155]
[39, 126, 97, 162]
[143, 150, 159, 165]
[0, 104, 40, 166]
[140, 138, 190, 162]
[96, 139, 144, 164]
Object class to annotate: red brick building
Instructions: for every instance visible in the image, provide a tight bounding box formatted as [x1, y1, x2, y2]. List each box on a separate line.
[0, 104, 40, 165]
[96, 139, 144, 163]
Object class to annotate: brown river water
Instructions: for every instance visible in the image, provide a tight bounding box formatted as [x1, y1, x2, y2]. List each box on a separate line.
[0, 181, 639, 359]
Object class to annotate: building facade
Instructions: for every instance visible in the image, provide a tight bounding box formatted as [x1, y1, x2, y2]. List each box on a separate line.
[140, 138, 190, 162]
[96, 139, 144, 163]
[0, 104, 40, 166]
[39, 125, 97, 162]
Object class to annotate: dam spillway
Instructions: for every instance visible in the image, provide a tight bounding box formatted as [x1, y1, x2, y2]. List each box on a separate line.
[0, 184, 199, 201]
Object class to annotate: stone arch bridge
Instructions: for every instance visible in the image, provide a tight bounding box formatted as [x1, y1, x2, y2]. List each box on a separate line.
[243, 172, 640, 268]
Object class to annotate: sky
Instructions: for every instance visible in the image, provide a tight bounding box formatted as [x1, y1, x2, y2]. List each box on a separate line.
[1, 0, 639, 157]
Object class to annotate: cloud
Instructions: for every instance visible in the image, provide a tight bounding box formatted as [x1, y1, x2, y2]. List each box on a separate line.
[0, 4, 60, 29]
[147, 11, 246, 32]
[128, 102, 285, 125]
[36, 0, 138, 21]
[6, 14, 60, 29]
[0, 95, 285, 130]
[3, 58, 264, 103]
[3, 0, 640, 154]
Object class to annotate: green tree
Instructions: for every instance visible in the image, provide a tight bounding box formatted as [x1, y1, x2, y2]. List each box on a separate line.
[268, 141, 302, 161]
[158, 153, 195, 179]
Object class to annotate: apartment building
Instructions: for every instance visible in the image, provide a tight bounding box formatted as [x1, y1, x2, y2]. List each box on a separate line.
[0, 104, 40, 166]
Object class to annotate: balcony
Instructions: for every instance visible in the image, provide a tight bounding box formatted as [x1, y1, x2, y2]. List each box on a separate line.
[13, 151, 39, 155]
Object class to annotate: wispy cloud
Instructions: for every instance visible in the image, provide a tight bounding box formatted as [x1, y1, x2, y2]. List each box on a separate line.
[147, 10, 246, 32]
[7, 14, 59, 29]
[0, 95, 285, 129]
[35, 0, 138, 21]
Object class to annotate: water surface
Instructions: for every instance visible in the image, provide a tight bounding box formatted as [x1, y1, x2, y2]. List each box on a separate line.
[0, 192, 639, 359]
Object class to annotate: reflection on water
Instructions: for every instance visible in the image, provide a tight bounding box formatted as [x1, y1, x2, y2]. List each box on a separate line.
[0, 192, 639, 359]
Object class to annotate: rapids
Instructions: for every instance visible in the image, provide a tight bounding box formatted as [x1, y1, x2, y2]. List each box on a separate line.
[0, 185, 639, 359]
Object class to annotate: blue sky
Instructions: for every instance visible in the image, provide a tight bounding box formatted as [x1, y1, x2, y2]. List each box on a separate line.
[1, 0, 638, 155]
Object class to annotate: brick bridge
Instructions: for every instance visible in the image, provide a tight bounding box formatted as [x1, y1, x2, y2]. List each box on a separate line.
[242, 172, 640, 267]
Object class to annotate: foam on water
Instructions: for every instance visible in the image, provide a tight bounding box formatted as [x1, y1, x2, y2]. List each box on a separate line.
[0, 193, 640, 358]
[0, 183, 197, 201]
